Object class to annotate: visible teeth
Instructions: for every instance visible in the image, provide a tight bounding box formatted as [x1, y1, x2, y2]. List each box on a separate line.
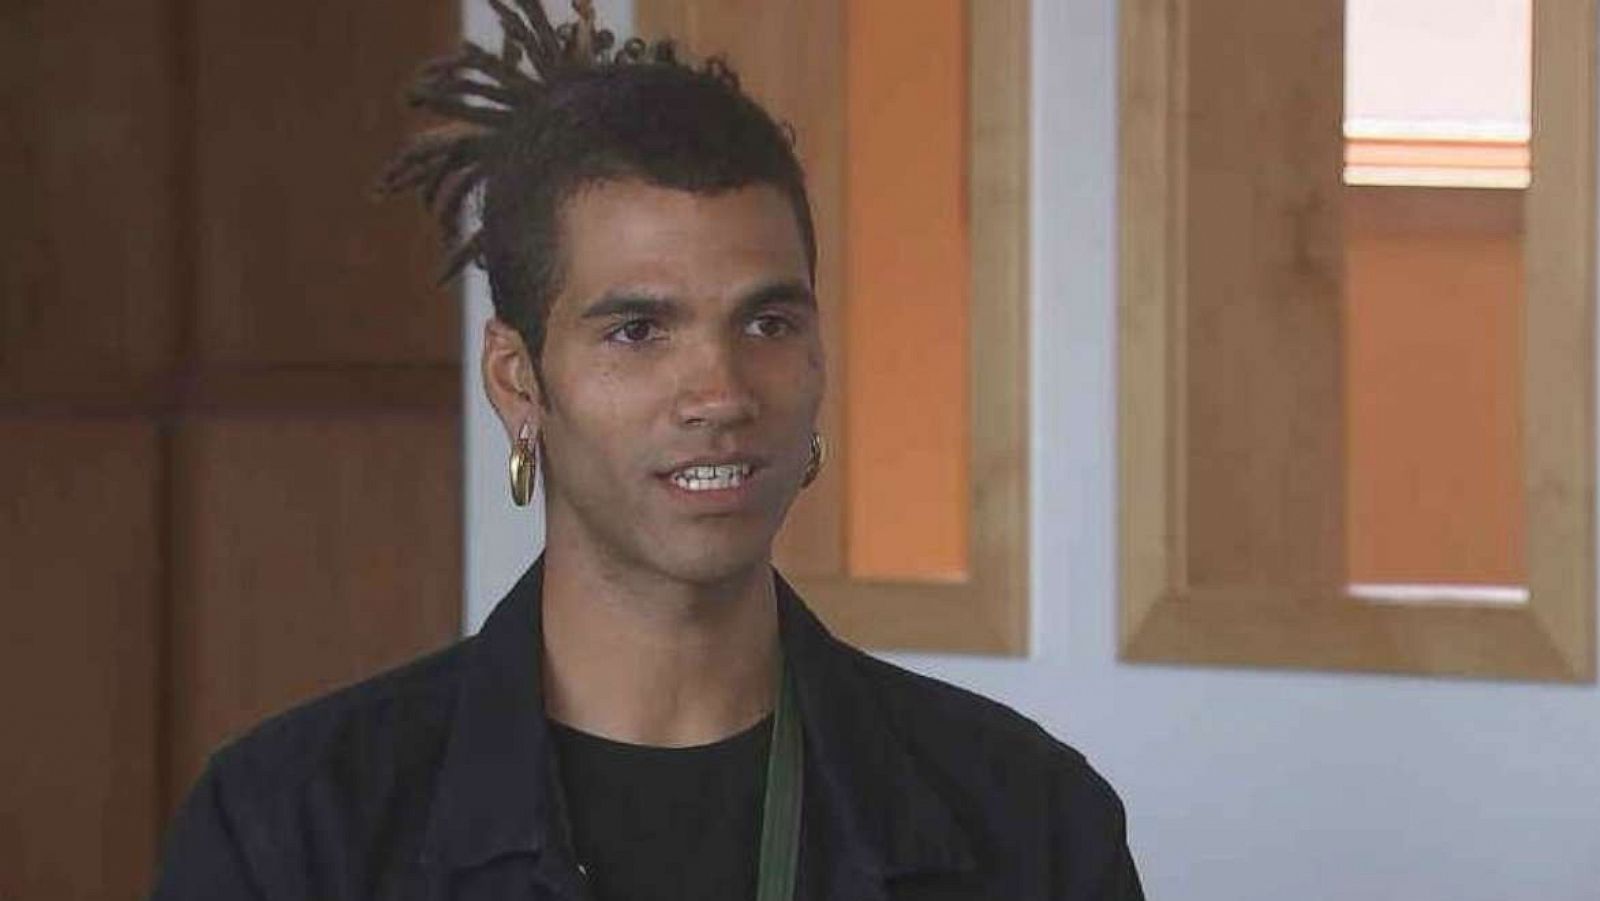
[670, 463, 751, 491]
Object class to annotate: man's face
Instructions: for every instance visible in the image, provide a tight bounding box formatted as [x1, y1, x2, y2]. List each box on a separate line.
[533, 178, 823, 586]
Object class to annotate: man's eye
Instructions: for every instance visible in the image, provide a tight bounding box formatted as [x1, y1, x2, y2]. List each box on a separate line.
[745, 314, 793, 339]
[607, 319, 661, 344]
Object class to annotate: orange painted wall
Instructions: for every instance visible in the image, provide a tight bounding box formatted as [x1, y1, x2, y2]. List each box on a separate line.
[1344, 187, 1525, 585]
[844, 0, 970, 580]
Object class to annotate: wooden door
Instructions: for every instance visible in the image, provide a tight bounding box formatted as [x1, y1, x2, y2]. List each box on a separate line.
[1, 2, 461, 897]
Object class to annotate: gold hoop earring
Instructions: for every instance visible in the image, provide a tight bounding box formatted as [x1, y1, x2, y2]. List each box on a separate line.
[801, 432, 827, 488]
[509, 422, 538, 507]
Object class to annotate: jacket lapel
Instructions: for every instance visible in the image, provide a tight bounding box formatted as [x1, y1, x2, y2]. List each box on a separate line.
[776, 573, 975, 898]
[417, 559, 586, 898]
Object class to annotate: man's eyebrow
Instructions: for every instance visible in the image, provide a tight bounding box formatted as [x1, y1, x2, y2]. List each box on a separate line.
[578, 292, 682, 320]
[580, 281, 815, 321]
[736, 279, 816, 315]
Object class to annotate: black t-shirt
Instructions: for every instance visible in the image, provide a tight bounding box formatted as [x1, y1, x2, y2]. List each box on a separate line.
[548, 716, 773, 901]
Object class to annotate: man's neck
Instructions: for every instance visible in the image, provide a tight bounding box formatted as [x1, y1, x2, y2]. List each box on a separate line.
[538, 538, 779, 748]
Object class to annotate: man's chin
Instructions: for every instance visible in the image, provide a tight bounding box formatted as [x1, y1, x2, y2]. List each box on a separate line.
[647, 537, 774, 589]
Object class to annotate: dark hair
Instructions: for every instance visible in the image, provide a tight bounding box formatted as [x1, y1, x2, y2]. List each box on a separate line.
[379, 0, 816, 369]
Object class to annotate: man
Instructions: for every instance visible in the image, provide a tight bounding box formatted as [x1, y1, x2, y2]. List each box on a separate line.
[152, 2, 1143, 898]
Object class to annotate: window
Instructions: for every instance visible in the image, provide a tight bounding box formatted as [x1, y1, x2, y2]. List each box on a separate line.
[1119, 0, 1595, 681]
[1345, 0, 1531, 188]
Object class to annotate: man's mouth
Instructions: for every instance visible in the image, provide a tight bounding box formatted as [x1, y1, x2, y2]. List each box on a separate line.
[667, 462, 754, 492]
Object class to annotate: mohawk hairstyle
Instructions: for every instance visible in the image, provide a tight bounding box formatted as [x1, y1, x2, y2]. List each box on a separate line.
[378, 0, 816, 368]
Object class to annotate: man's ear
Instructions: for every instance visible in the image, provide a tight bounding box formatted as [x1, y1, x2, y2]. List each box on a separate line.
[482, 317, 542, 443]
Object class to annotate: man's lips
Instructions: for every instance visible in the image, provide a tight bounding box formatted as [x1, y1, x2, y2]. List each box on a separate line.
[653, 455, 769, 508]
[655, 453, 767, 478]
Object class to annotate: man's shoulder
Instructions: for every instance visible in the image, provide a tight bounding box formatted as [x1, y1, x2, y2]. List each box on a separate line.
[835, 648, 1141, 895]
[840, 644, 1126, 821]
[155, 641, 475, 897]
[205, 637, 471, 805]
[842, 644, 1087, 765]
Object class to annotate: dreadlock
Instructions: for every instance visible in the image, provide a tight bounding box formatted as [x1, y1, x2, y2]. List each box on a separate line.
[378, 0, 816, 370]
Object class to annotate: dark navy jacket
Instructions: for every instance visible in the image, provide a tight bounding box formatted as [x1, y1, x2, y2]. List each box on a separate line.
[152, 560, 1143, 900]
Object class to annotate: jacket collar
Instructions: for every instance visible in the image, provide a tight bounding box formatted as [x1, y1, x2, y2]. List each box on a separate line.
[417, 560, 584, 888]
[418, 558, 973, 890]
[771, 571, 974, 884]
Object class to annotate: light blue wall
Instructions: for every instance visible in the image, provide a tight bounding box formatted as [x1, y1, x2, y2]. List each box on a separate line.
[462, 2, 1600, 898]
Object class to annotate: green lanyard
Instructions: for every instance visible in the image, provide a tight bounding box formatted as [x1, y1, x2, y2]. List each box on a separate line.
[556, 663, 804, 901]
[755, 666, 804, 901]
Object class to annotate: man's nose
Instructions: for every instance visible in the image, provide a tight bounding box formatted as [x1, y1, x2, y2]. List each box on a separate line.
[674, 337, 759, 429]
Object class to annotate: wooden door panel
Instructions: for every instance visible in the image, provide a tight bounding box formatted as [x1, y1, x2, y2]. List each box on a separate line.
[0, 0, 177, 395]
[4, 0, 464, 892]
[191, 0, 459, 366]
[167, 414, 460, 794]
[0, 422, 160, 900]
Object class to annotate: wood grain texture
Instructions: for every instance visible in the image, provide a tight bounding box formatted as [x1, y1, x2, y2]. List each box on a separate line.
[0, 364, 459, 418]
[0, 4, 173, 897]
[1118, 0, 1180, 642]
[1119, 0, 1596, 681]
[963, 0, 1032, 652]
[1182, 0, 1346, 591]
[1523, 0, 1597, 680]
[191, 0, 459, 366]
[0, 423, 160, 901]
[2, 0, 466, 890]
[166, 415, 462, 797]
[1123, 588, 1578, 681]
[0, 0, 177, 396]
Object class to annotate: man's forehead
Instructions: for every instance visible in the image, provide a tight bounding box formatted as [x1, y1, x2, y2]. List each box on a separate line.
[559, 178, 799, 234]
[555, 178, 811, 296]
